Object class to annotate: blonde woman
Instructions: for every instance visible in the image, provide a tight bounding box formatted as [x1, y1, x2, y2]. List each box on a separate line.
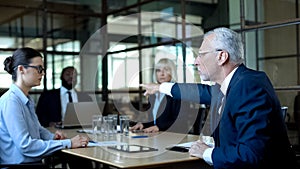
[130, 58, 184, 133]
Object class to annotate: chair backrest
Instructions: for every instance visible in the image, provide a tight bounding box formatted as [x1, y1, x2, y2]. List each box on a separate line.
[0, 88, 8, 97]
[0, 162, 48, 169]
[189, 105, 208, 135]
[293, 93, 300, 144]
[281, 106, 288, 122]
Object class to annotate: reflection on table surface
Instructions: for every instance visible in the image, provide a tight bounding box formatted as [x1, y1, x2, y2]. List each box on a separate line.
[48, 127, 213, 169]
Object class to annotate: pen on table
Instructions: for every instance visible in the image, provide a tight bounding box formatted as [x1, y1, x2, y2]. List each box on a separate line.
[89, 140, 97, 143]
[131, 135, 148, 138]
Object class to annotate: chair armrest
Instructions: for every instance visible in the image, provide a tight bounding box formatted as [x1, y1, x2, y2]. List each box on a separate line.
[0, 162, 48, 169]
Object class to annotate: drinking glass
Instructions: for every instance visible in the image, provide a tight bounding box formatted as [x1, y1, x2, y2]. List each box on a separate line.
[103, 116, 114, 137]
[119, 115, 130, 135]
[92, 115, 102, 135]
[108, 114, 118, 134]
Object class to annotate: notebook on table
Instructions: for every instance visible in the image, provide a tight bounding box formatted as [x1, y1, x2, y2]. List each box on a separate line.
[56, 102, 102, 129]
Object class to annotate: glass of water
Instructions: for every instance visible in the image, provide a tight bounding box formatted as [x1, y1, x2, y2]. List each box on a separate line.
[119, 115, 130, 135]
[108, 114, 118, 134]
[92, 115, 102, 135]
[103, 116, 114, 137]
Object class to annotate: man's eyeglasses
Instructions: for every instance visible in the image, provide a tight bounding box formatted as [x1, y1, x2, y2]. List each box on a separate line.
[23, 65, 45, 74]
[198, 49, 223, 58]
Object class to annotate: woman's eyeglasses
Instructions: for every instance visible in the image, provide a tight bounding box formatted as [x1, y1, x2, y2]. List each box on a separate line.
[23, 65, 45, 74]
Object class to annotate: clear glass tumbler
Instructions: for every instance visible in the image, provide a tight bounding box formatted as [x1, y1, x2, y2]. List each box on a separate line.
[119, 115, 130, 135]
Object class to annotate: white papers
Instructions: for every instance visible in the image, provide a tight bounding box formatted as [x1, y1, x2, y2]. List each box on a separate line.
[201, 136, 215, 147]
[175, 141, 194, 148]
[78, 125, 121, 134]
[88, 141, 127, 147]
[77, 129, 93, 134]
[171, 136, 215, 149]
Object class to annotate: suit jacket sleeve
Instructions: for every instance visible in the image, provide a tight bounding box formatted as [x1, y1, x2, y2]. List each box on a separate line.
[141, 95, 156, 128]
[142, 95, 182, 131]
[142, 95, 193, 132]
[171, 83, 212, 105]
[154, 96, 182, 131]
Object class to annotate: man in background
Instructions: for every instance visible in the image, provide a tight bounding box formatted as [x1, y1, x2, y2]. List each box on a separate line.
[36, 66, 92, 127]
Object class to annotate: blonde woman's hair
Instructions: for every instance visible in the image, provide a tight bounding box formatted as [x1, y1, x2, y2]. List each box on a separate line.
[153, 58, 177, 83]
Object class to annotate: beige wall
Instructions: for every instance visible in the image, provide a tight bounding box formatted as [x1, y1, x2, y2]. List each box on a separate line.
[263, 0, 299, 122]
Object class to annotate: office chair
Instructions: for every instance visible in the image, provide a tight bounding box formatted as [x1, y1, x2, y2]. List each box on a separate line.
[292, 93, 300, 168]
[0, 162, 67, 169]
[0, 155, 67, 169]
[43, 154, 67, 169]
[294, 93, 300, 144]
[189, 105, 208, 135]
[0, 162, 49, 169]
[0, 88, 8, 97]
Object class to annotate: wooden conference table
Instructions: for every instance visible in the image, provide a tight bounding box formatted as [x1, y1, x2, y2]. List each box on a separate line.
[49, 128, 213, 169]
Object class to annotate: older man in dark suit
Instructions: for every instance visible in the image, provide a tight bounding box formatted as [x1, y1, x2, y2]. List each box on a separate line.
[141, 27, 297, 169]
[36, 66, 92, 127]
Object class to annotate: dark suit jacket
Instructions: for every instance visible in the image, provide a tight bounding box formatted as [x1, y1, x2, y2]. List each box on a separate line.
[132, 94, 193, 133]
[171, 64, 296, 169]
[36, 88, 92, 127]
[143, 95, 181, 131]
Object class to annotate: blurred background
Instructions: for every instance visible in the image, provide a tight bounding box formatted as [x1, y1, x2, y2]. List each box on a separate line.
[0, 0, 299, 143]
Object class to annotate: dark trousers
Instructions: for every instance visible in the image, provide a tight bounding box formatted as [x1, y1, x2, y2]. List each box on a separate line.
[45, 151, 93, 169]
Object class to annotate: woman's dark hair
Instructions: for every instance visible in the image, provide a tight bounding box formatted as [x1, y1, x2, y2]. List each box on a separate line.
[3, 47, 43, 81]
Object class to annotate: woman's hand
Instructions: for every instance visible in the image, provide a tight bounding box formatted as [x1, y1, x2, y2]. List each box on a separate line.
[143, 126, 159, 133]
[130, 122, 144, 131]
[70, 135, 89, 148]
[54, 130, 67, 140]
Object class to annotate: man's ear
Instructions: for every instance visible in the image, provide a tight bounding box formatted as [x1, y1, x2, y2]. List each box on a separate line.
[217, 51, 228, 65]
[221, 54, 226, 60]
